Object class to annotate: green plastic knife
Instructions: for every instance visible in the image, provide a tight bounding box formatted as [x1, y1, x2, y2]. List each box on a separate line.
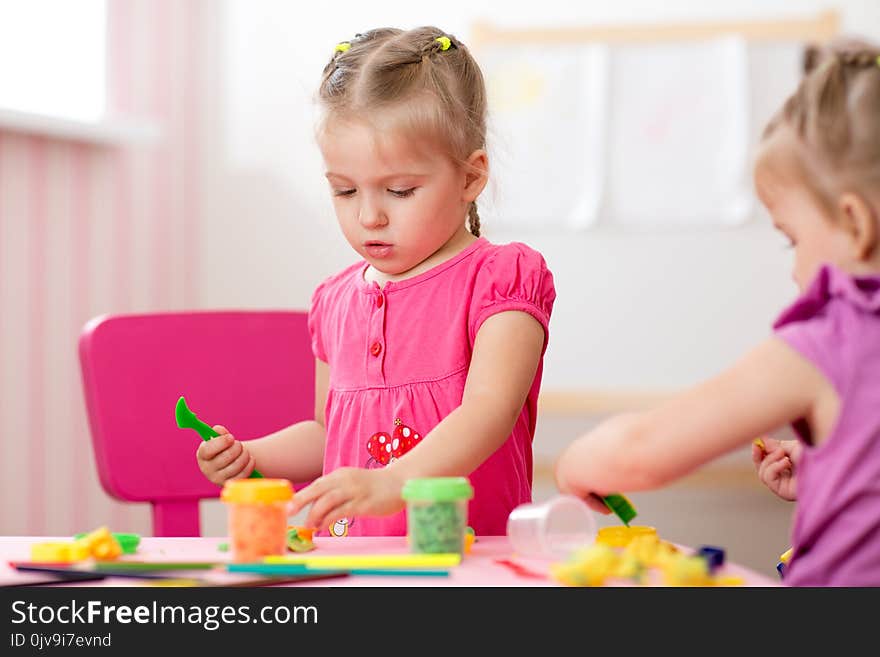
[175, 396, 263, 478]
[602, 493, 637, 526]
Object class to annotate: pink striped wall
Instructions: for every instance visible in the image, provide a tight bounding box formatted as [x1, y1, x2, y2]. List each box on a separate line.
[0, 0, 205, 535]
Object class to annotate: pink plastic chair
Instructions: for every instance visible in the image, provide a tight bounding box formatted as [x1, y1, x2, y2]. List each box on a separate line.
[78, 311, 315, 536]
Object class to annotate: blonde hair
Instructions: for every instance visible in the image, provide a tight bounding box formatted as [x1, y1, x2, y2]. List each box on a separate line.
[761, 36, 880, 208]
[317, 26, 487, 237]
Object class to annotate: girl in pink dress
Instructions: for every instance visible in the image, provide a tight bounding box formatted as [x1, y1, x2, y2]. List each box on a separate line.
[198, 27, 556, 537]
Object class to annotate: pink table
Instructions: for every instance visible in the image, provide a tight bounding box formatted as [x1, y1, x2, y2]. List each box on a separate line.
[0, 536, 779, 587]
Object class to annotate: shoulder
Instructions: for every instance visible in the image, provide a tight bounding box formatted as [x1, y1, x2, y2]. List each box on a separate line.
[773, 263, 880, 388]
[774, 263, 880, 333]
[472, 240, 552, 272]
[310, 260, 365, 307]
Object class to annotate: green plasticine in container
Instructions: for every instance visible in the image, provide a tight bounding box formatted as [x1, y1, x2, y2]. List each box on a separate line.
[175, 396, 263, 478]
[402, 477, 474, 555]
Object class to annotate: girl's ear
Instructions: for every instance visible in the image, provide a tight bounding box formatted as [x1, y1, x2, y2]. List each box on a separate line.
[839, 192, 878, 260]
[462, 149, 489, 202]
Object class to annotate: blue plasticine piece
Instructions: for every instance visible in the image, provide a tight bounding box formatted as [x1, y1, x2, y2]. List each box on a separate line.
[696, 545, 725, 572]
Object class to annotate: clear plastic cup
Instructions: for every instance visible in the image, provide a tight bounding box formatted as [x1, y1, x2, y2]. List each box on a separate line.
[506, 494, 598, 559]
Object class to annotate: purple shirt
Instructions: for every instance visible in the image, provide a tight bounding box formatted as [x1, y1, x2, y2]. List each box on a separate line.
[773, 263, 880, 586]
[308, 238, 556, 537]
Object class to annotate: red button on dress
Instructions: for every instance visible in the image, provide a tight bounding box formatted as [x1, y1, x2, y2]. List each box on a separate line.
[370, 341, 382, 356]
[376, 294, 384, 308]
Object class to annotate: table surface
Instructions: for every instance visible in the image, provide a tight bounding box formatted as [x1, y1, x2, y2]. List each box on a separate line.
[0, 536, 780, 587]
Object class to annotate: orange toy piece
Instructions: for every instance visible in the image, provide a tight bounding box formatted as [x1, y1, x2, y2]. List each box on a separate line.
[76, 526, 122, 560]
[287, 526, 316, 553]
[222, 479, 294, 563]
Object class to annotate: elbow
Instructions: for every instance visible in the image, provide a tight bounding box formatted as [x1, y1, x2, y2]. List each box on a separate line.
[555, 413, 666, 495]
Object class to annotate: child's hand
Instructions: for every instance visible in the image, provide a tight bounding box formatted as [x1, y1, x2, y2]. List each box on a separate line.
[287, 467, 406, 532]
[752, 437, 800, 501]
[195, 424, 256, 485]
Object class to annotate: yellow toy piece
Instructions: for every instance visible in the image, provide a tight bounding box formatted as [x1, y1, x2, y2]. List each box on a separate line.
[779, 547, 793, 564]
[77, 526, 122, 560]
[662, 555, 713, 587]
[30, 541, 91, 563]
[621, 533, 680, 568]
[595, 525, 657, 548]
[550, 544, 619, 587]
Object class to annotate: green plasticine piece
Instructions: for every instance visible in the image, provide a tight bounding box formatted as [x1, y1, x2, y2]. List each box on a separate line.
[602, 494, 637, 526]
[175, 396, 263, 478]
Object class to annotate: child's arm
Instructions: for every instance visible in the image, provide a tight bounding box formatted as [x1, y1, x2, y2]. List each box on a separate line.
[287, 311, 546, 529]
[554, 337, 828, 500]
[196, 359, 328, 485]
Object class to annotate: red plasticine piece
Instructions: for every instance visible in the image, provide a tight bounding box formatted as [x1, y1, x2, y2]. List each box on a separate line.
[494, 558, 547, 579]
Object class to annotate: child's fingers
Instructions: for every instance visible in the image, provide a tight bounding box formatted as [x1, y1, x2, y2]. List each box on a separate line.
[197, 432, 234, 459]
[311, 504, 353, 535]
[215, 444, 250, 481]
[585, 493, 613, 514]
[212, 424, 230, 435]
[757, 448, 787, 481]
[765, 456, 792, 480]
[305, 489, 348, 529]
[751, 443, 765, 467]
[287, 479, 325, 517]
[762, 437, 782, 452]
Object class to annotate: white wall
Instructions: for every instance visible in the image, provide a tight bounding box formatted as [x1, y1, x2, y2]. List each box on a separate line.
[204, 0, 880, 394]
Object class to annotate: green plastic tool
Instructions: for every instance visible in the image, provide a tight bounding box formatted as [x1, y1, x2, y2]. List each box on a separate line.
[175, 396, 263, 478]
[602, 493, 637, 526]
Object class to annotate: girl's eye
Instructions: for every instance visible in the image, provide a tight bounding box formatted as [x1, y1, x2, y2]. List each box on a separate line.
[388, 188, 416, 198]
[333, 189, 356, 197]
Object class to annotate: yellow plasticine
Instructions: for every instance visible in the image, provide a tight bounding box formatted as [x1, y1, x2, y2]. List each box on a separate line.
[595, 525, 657, 548]
[713, 575, 745, 587]
[31, 543, 73, 563]
[779, 547, 793, 564]
[663, 555, 713, 587]
[753, 437, 766, 452]
[551, 544, 619, 587]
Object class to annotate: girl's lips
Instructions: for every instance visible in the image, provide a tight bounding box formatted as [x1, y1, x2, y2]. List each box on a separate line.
[364, 243, 393, 258]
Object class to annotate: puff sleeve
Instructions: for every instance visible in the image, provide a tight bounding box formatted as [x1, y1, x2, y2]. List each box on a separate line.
[307, 278, 330, 363]
[468, 242, 556, 352]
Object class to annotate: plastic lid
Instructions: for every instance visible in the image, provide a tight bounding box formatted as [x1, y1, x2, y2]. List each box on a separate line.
[401, 477, 474, 502]
[221, 478, 293, 503]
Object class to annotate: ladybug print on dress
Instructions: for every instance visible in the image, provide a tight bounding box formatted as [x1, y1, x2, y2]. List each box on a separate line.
[365, 418, 422, 468]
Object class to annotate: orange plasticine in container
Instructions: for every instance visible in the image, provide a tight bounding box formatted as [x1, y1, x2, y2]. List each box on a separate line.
[221, 478, 294, 563]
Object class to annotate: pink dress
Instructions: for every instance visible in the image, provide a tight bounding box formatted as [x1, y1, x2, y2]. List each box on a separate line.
[308, 237, 556, 537]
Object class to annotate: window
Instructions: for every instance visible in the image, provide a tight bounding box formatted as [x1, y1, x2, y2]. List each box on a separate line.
[0, 0, 107, 122]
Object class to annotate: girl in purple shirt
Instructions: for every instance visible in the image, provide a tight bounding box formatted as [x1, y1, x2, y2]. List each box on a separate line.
[197, 27, 555, 537]
[555, 39, 880, 586]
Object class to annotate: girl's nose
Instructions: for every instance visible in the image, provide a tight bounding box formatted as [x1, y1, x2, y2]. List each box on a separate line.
[358, 199, 388, 228]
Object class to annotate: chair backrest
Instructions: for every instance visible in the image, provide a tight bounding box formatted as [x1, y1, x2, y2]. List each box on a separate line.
[78, 311, 315, 536]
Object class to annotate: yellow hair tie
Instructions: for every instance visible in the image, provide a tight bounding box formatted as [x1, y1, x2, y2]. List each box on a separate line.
[435, 36, 451, 51]
[335, 42, 351, 53]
